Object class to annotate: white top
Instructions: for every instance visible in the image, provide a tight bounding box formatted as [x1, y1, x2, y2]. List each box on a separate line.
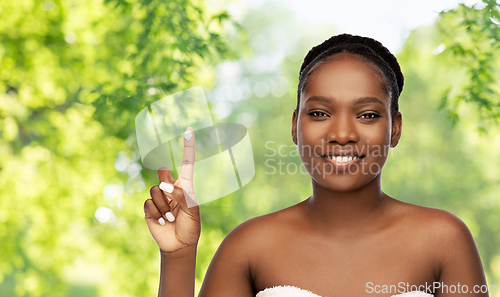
[256, 285, 434, 297]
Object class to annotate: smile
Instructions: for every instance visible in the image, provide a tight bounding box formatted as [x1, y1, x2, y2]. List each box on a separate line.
[319, 152, 365, 166]
[322, 155, 360, 162]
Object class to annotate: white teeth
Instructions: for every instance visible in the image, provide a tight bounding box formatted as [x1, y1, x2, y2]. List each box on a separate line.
[324, 155, 359, 162]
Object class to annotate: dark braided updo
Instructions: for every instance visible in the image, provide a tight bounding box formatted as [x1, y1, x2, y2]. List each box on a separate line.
[297, 33, 404, 121]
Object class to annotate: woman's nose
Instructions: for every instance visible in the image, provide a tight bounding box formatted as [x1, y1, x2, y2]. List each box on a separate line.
[325, 115, 360, 145]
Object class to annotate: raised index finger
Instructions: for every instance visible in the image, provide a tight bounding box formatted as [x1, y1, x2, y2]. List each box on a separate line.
[179, 127, 195, 187]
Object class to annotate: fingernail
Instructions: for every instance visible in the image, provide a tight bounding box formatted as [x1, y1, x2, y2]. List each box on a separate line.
[158, 217, 166, 225]
[165, 212, 175, 222]
[184, 131, 192, 140]
[159, 182, 174, 193]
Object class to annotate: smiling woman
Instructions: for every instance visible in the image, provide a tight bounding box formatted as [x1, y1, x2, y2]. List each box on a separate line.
[293, 53, 398, 192]
[143, 34, 488, 297]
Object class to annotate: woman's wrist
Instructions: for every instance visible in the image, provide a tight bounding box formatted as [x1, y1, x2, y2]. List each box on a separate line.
[160, 245, 198, 259]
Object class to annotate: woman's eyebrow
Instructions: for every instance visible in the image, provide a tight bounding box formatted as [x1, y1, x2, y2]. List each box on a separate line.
[305, 96, 384, 106]
[305, 96, 332, 104]
[354, 97, 384, 106]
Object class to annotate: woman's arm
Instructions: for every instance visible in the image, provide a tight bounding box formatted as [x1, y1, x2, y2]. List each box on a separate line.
[144, 127, 201, 297]
[434, 211, 488, 297]
[158, 246, 198, 297]
[144, 128, 255, 297]
[148, 183, 255, 297]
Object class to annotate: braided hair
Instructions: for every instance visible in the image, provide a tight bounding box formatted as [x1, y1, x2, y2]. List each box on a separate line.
[297, 34, 404, 121]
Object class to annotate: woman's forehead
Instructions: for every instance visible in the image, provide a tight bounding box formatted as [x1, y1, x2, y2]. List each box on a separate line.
[303, 56, 389, 106]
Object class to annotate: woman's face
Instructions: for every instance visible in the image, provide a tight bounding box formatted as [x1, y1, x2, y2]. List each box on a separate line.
[292, 54, 402, 192]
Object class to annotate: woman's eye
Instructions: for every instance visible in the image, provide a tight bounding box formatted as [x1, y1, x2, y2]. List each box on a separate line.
[360, 113, 380, 119]
[309, 111, 328, 117]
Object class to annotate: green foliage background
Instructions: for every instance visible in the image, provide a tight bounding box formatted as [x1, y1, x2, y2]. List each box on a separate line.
[1, 0, 500, 296]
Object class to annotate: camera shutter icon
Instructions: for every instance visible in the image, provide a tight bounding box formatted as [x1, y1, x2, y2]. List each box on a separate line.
[135, 86, 255, 205]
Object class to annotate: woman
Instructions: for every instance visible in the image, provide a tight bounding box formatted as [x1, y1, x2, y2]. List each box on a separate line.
[143, 34, 488, 297]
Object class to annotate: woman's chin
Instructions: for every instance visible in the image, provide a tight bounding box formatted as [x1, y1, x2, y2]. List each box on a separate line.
[311, 171, 379, 193]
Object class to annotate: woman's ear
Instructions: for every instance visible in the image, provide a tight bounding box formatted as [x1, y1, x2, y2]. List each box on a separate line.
[292, 109, 298, 145]
[390, 112, 402, 148]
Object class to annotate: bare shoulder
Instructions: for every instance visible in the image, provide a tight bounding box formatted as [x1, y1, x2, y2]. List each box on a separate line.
[393, 200, 473, 240]
[390, 199, 479, 268]
[200, 202, 303, 296]
[388, 200, 486, 288]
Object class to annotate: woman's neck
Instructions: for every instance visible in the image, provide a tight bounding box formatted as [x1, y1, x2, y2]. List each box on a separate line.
[305, 173, 391, 236]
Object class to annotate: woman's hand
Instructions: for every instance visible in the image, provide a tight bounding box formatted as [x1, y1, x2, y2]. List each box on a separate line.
[144, 127, 201, 254]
